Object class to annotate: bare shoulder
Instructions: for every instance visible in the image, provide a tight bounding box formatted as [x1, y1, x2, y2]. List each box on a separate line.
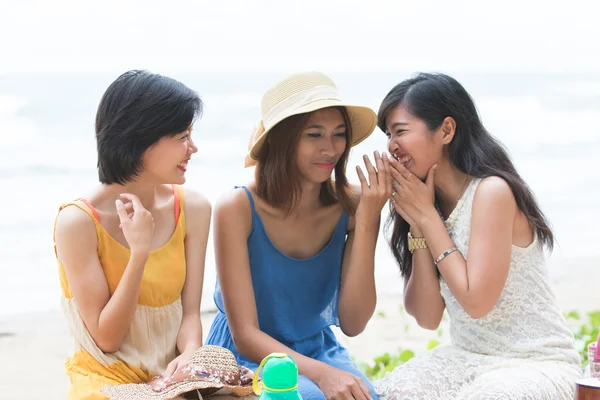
[473, 176, 517, 214]
[180, 186, 211, 237]
[55, 203, 97, 239]
[215, 186, 253, 214]
[54, 203, 98, 263]
[475, 176, 515, 202]
[181, 186, 211, 216]
[214, 188, 253, 223]
[212, 187, 254, 235]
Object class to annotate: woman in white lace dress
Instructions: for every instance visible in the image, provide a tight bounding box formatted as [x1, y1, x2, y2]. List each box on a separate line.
[373, 73, 582, 399]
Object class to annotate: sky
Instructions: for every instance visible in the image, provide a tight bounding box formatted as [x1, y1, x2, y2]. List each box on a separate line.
[1, 0, 599, 75]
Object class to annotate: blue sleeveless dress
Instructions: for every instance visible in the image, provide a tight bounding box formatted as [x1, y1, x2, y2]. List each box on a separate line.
[206, 187, 377, 400]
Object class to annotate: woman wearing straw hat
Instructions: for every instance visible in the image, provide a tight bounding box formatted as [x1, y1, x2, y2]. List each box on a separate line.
[54, 70, 210, 399]
[206, 71, 389, 400]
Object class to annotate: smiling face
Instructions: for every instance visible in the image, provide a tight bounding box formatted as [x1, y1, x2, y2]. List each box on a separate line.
[139, 127, 198, 185]
[294, 107, 348, 185]
[385, 105, 452, 180]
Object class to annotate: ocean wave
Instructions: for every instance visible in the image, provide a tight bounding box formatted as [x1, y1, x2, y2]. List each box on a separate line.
[0, 164, 91, 178]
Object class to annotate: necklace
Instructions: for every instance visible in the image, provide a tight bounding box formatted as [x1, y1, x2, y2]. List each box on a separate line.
[458, 174, 470, 200]
[437, 174, 471, 221]
[451, 174, 470, 213]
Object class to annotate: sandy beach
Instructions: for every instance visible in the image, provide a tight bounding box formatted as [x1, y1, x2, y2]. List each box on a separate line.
[0, 256, 597, 400]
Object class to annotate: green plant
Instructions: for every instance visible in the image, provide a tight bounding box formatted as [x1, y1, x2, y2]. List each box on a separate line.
[360, 348, 416, 380]
[565, 309, 600, 367]
[360, 339, 440, 379]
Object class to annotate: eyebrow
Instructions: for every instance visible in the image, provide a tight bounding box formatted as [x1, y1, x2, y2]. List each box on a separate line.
[304, 123, 347, 130]
[390, 122, 409, 129]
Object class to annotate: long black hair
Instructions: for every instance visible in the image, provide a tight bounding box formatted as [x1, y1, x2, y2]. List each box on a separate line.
[378, 73, 553, 278]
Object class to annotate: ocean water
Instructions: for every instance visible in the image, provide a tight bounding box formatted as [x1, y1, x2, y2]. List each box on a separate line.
[0, 72, 598, 316]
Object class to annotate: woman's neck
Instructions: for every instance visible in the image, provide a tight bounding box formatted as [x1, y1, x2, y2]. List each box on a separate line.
[102, 181, 159, 211]
[290, 181, 323, 217]
[433, 160, 470, 218]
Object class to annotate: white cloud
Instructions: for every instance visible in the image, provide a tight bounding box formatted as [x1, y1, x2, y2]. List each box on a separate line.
[1, 0, 599, 74]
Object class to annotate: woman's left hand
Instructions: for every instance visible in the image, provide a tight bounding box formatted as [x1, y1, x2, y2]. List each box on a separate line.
[355, 151, 392, 223]
[389, 158, 437, 227]
[163, 347, 197, 379]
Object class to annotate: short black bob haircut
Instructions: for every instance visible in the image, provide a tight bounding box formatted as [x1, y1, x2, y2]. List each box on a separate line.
[95, 70, 202, 185]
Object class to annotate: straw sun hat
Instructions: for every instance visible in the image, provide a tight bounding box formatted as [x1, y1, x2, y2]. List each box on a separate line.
[244, 71, 377, 167]
[101, 346, 255, 399]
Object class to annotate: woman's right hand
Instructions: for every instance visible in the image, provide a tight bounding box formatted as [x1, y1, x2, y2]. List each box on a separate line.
[390, 194, 423, 236]
[116, 193, 154, 254]
[312, 364, 372, 400]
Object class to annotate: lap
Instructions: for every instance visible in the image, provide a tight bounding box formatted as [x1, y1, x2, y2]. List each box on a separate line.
[374, 345, 478, 400]
[457, 363, 580, 400]
[374, 345, 579, 400]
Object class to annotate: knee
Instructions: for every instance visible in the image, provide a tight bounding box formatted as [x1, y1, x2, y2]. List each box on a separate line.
[298, 376, 326, 400]
[299, 387, 326, 400]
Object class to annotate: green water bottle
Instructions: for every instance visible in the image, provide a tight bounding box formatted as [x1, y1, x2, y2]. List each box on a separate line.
[253, 353, 302, 400]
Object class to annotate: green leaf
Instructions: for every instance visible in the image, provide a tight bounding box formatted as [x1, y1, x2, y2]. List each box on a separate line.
[565, 311, 581, 320]
[565, 308, 600, 369]
[399, 349, 415, 363]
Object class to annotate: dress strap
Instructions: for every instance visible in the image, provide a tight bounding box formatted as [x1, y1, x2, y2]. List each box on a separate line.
[73, 198, 100, 223]
[235, 185, 256, 213]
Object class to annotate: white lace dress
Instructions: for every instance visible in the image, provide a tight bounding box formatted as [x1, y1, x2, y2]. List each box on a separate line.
[374, 178, 582, 400]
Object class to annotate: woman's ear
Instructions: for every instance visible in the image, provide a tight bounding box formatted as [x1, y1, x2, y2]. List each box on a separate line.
[440, 117, 456, 144]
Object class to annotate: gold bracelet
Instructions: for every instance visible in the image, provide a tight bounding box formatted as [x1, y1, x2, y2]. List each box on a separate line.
[408, 232, 428, 253]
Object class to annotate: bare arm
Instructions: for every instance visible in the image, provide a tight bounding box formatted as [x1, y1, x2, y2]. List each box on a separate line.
[337, 211, 378, 337]
[418, 177, 516, 319]
[176, 188, 211, 354]
[338, 152, 392, 336]
[402, 225, 446, 330]
[55, 196, 153, 353]
[387, 160, 444, 329]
